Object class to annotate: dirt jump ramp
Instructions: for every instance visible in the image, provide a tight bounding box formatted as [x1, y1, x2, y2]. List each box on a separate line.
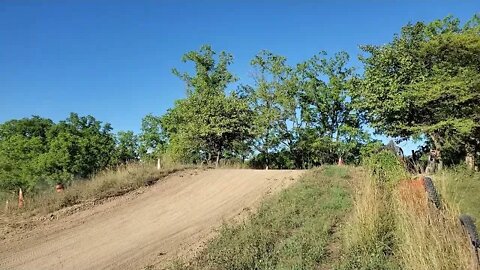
[0, 169, 303, 270]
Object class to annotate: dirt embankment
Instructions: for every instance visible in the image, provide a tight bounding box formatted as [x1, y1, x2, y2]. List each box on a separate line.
[0, 169, 303, 270]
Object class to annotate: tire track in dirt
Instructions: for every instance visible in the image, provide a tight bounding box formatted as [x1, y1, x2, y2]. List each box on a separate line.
[0, 169, 303, 270]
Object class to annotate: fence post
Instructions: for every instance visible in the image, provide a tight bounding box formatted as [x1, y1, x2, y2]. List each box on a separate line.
[18, 188, 24, 209]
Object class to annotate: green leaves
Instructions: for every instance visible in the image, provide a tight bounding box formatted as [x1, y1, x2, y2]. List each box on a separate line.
[242, 49, 370, 168]
[139, 114, 165, 161]
[355, 15, 480, 164]
[162, 45, 253, 165]
[0, 114, 116, 192]
[116, 131, 139, 163]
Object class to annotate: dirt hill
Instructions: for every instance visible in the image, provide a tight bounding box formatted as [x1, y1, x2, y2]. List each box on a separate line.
[0, 169, 303, 270]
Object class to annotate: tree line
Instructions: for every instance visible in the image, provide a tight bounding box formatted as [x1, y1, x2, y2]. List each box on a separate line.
[1, 15, 479, 193]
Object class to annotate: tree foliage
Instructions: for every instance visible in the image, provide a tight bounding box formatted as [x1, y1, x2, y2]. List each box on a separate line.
[139, 114, 165, 161]
[242, 50, 370, 168]
[162, 45, 253, 165]
[354, 15, 480, 167]
[0, 114, 118, 192]
[115, 130, 139, 164]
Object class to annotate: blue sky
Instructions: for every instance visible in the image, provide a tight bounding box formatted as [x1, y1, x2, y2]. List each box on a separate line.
[1, 1, 478, 152]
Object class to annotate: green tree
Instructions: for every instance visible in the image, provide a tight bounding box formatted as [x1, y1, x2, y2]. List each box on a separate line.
[241, 51, 292, 169]
[0, 116, 53, 191]
[162, 45, 252, 166]
[354, 15, 480, 169]
[296, 51, 368, 165]
[139, 114, 165, 161]
[115, 131, 139, 164]
[242, 51, 368, 168]
[45, 113, 116, 180]
[0, 113, 116, 192]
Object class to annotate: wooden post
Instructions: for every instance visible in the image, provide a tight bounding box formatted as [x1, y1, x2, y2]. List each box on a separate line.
[5, 200, 8, 212]
[465, 143, 475, 170]
[215, 151, 220, 168]
[18, 188, 24, 209]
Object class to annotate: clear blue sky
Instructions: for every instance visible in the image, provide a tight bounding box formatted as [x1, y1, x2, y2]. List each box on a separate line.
[1, 1, 478, 151]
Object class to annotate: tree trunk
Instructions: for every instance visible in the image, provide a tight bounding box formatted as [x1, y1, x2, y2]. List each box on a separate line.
[215, 151, 220, 168]
[429, 133, 443, 172]
[465, 143, 475, 170]
[265, 151, 269, 170]
[207, 152, 212, 166]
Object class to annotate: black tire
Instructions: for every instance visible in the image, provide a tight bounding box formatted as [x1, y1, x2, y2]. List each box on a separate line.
[459, 214, 480, 249]
[423, 177, 441, 208]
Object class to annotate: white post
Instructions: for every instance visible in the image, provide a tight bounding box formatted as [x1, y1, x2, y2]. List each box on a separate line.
[157, 158, 161, 170]
[18, 188, 24, 208]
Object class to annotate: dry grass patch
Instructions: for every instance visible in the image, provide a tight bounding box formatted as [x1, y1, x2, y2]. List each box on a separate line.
[393, 187, 476, 270]
[341, 151, 479, 270]
[1, 163, 190, 216]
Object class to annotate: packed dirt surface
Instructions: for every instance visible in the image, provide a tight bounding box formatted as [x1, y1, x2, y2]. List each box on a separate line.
[0, 169, 303, 270]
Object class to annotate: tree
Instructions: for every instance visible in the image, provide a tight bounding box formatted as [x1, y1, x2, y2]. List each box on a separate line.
[139, 114, 165, 161]
[241, 51, 292, 169]
[45, 113, 116, 180]
[242, 50, 369, 168]
[115, 131, 139, 164]
[296, 51, 368, 165]
[354, 15, 480, 170]
[162, 45, 252, 167]
[0, 113, 116, 192]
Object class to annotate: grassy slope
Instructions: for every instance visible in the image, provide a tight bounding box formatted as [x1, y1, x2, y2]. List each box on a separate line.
[171, 166, 356, 270]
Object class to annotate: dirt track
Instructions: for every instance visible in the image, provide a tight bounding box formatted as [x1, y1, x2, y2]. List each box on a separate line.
[0, 169, 303, 270]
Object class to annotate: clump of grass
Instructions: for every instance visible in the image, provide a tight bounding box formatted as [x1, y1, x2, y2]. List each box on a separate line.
[340, 151, 404, 270]
[340, 174, 399, 269]
[1, 162, 189, 216]
[364, 150, 409, 184]
[171, 166, 354, 270]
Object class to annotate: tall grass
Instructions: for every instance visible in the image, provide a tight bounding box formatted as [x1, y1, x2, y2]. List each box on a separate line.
[340, 151, 405, 270]
[170, 166, 354, 270]
[393, 186, 475, 270]
[1, 162, 189, 216]
[341, 151, 478, 269]
[436, 166, 480, 228]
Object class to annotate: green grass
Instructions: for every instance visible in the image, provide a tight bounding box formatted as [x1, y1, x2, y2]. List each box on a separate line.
[436, 165, 480, 227]
[170, 166, 355, 270]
